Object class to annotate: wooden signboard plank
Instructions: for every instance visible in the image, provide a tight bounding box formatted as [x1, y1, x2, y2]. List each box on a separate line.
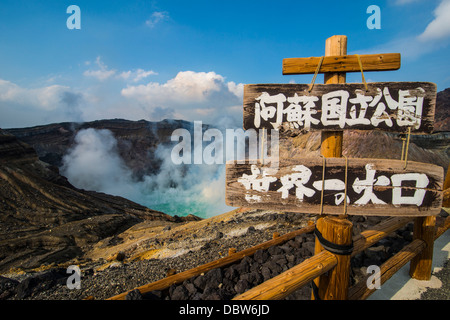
[225, 157, 443, 216]
[243, 82, 436, 134]
[282, 53, 401, 75]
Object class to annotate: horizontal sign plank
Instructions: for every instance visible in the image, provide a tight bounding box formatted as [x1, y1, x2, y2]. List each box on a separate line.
[282, 53, 401, 75]
[226, 158, 443, 216]
[243, 82, 436, 134]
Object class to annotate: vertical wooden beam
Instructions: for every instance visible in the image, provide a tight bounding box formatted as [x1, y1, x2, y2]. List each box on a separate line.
[409, 216, 436, 280]
[320, 35, 347, 158]
[312, 35, 352, 300]
[323, 35, 348, 85]
[317, 217, 353, 300]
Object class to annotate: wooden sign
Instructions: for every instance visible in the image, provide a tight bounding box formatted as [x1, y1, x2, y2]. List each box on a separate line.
[243, 82, 437, 134]
[282, 53, 401, 75]
[226, 157, 443, 216]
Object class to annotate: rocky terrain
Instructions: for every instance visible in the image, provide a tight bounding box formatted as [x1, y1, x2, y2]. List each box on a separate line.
[3, 206, 443, 300]
[435, 88, 450, 132]
[0, 129, 199, 273]
[4, 118, 200, 180]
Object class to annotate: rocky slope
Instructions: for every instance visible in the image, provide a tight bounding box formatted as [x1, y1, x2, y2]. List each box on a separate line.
[0, 129, 199, 273]
[435, 88, 450, 132]
[5, 118, 199, 180]
[2, 206, 447, 300]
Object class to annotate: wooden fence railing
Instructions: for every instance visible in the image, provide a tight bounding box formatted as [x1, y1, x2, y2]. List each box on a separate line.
[234, 215, 449, 300]
[108, 214, 449, 300]
[108, 223, 316, 300]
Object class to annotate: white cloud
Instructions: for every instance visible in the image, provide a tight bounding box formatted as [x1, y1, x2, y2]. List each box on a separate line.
[83, 56, 117, 81]
[84, 69, 116, 81]
[85, 57, 157, 83]
[133, 69, 158, 82]
[0, 79, 83, 127]
[145, 11, 169, 28]
[122, 71, 240, 103]
[119, 68, 158, 82]
[121, 71, 243, 124]
[418, 0, 450, 42]
[0, 66, 243, 129]
[227, 81, 244, 100]
[357, 0, 450, 59]
[0, 79, 71, 111]
[118, 70, 131, 80]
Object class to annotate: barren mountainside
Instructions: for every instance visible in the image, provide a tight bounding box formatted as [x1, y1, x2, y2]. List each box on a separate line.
[435, 88, 450, 132]
[5, 119, 198, 180]
[0, 129, 199, 273]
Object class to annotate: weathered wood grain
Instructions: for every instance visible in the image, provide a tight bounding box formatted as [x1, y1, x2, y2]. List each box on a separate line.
[226, 157, 443, 216]
[243, 82, 437, 134]
[409, 216, 436, 280]
[348, 238, 426, 300]
[283, 53, 401, 75]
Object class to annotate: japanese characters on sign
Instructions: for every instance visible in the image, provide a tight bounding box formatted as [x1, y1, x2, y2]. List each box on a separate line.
[226, 158, 443, 216]
[243, 82, 437, 134]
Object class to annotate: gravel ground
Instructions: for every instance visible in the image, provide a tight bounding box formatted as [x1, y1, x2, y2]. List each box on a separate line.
[1, 211, 448, 301]
[419, 260, 450, 300]
[3, 220, 299, 300]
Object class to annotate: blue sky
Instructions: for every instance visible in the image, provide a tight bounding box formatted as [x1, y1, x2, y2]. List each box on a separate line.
[1, 0, 450, 128]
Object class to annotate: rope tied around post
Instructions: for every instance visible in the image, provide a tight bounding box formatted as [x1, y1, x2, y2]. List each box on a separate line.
[315, 156, 354, 254]
[308, 56, 324, 92]
[319, 155, 326, 215]
[400, 127, 412, 169]
[313, 227, 354, 256]
[342, 155, 349, 216]
[318, 155, 349, 215]
[354, 54, 368, 91]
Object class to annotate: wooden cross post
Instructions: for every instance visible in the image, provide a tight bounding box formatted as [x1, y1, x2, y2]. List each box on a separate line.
[227, 33, 441, 298]
[312, 35, 353, 300]
[321, 35, 346, 157]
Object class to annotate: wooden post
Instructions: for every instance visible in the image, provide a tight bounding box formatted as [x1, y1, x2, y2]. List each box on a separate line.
[312, 35, 353, 300]
[320, 35, 346, 157]
[409, 156, 441, 281]
[313, 216, 353, 300]
[409, 215, 436, 280]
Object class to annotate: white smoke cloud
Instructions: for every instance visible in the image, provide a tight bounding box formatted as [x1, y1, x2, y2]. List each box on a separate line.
[60, 128, 233, 218]
[60, 128, 138, 198]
